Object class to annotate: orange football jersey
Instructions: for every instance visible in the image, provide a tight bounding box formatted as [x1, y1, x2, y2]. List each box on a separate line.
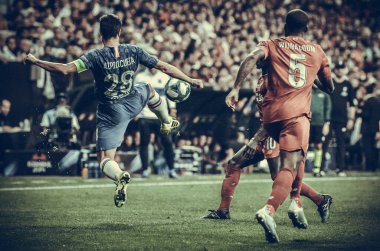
[259, 36, 331, 123]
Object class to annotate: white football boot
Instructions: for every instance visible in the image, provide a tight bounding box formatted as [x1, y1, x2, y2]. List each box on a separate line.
[114, 171, 131, 208]
[288, 199, 309, 229]
[255, 206, 280, 243]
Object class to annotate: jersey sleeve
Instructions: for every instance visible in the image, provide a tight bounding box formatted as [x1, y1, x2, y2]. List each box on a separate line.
[137, 47, 158, 69]
[72, 58, 89, 73]
[257, 41, 269, 59]
[73, 52, 94, 73]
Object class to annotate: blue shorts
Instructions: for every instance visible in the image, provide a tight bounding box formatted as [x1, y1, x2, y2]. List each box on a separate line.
[96, 83, 150, 151]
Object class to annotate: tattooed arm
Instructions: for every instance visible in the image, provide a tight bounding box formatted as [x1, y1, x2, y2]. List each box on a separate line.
[226, 48, 265, 111]
[233, 48, 265, 89]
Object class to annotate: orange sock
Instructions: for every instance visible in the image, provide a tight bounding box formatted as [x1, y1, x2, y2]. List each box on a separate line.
[300, 182, 324, 206]
[218, 163, 241, 210]
[266, 168, 294, 213]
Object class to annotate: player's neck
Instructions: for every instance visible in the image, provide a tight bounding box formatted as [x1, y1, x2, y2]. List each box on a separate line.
[103, 37, 120, 47]
[286, 32, 304, 38]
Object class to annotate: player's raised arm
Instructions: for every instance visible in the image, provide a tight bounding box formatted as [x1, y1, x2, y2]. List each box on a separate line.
[24, 53, 77, 75]
[154, 60, 203, 89]
[225, 48, 265, 111]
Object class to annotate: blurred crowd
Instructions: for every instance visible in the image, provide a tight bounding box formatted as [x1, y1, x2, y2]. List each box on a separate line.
[0, 0, 379, 173]
[0, 0, 379, 90]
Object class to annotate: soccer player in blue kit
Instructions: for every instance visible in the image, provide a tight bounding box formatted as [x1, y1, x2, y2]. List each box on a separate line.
[24, 14, 203, 207]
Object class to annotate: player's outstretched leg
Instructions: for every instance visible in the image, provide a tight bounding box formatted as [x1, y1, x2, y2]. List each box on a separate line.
[202, 162, 239, 220]
[147, 86, 180, 134]
[202, 136, 266, 220]
[300, 183, 333, 223]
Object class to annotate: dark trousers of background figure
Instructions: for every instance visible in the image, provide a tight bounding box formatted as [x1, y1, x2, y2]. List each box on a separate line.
[362, 133, 379, 171]
[138, 118, 175, 173]
[322, 122, 347, 172]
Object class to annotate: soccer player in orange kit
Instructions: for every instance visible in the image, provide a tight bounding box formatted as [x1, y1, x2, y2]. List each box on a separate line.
[225, 9, 334, 243]
[203, 73, 333, 228]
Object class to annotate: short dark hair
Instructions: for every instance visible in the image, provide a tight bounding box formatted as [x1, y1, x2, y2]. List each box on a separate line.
[99, 14, 122, 40]
[285, 9, 309, 34]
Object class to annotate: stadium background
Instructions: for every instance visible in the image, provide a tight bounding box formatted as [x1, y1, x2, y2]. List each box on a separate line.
[0, 0, 379, 175]
[0, 1, 380, 251]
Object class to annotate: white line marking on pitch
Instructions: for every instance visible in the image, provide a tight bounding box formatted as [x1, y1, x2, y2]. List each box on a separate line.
[0, 176, 379, 192]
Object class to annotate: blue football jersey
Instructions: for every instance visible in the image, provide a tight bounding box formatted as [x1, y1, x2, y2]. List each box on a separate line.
[77, 44, 158, 102]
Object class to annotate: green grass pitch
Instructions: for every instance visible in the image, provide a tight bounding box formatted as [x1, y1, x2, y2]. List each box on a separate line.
[0, 173, 379, 251]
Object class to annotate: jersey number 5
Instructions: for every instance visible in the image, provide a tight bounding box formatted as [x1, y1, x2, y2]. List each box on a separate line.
[289, 53, 307, 88]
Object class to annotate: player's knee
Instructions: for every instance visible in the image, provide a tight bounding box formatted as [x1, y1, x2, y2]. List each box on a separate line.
[279, 166, 295, 178]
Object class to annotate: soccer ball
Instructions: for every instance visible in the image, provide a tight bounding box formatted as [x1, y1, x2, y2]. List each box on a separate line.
[165, 78, 191, 103]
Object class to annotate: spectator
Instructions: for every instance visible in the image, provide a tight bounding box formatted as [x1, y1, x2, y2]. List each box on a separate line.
[360, 82, 380, 171]
[324, 61, 356, 177]
[2, 0, 378, 90]
[0, 99, 23, 164]
[119, 134, 136, 152]
[1, 36, 18, 62]
[310, 85, 332, 176]
[0, 99, 20, 133]
[40, 93, 80, 148]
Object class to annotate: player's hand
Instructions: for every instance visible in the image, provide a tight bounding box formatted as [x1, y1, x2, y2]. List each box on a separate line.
[225, 88, 239, 111]
[24, 53, 38, 64]
[190, 79, 204, 89]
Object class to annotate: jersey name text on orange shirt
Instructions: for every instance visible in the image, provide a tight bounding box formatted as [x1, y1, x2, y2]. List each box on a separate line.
[278, 42, 316, 53]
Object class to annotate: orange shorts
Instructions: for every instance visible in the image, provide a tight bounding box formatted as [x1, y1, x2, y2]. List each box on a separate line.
[263, 115, 310, 156]
[262, 137, 280, 159]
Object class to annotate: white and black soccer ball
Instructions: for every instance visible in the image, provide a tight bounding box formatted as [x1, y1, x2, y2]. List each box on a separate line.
[165, 78, 191, 103]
